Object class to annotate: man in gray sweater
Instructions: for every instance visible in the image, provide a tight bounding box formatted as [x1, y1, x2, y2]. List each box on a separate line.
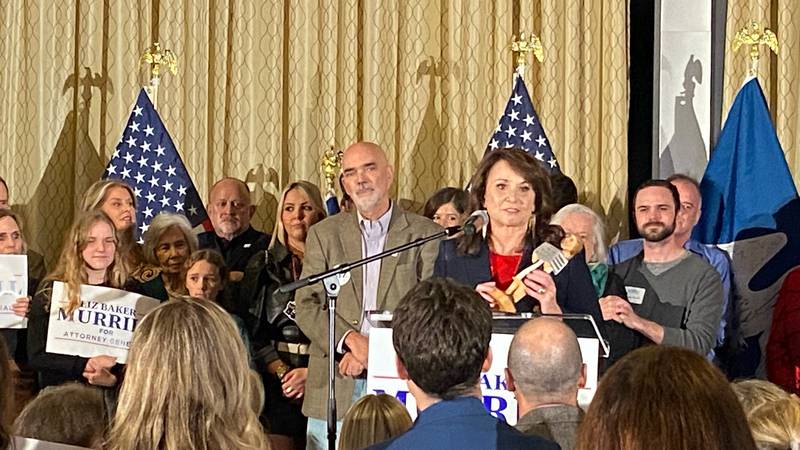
[600, 180, 723, 356]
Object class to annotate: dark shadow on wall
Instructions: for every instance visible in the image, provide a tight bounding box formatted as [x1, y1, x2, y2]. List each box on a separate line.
[22, 68, 109, 268]
[660, 55, 708, 180]
[400, 56, 447, 214]
[246, 164, 280, 234]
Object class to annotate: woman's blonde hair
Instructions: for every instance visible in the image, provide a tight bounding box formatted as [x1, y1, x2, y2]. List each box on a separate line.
[141, 212, 198, 267]
[269, 181, 326, 250]
[748, 397, 800, 450]
[105, 297, 269, 450]
[338, 394, 412, 450]
[732, 379, 800, 450]
[732, 379, 795, 417]
[46, 210, 126, 315]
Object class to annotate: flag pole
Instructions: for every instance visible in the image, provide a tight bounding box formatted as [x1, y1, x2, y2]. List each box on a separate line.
[732, 21, 778, 81]
[139, 42, 178, 110]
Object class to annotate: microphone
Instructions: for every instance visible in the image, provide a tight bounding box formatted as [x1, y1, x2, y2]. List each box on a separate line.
[462, 210, 489, 236]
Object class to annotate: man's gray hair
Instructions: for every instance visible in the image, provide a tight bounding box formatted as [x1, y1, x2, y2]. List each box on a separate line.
[551, 203, 607, 264]
[507, 319, 583, 401]
[141, 213, 198, 266]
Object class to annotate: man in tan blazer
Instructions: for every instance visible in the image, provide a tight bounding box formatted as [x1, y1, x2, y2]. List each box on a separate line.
[295, 142, 441, 449]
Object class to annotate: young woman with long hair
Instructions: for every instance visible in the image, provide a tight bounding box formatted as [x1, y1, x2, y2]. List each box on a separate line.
[27, 210, 126, 389]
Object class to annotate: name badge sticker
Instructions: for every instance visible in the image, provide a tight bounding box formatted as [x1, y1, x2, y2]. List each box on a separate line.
[625, 286, 646, 305]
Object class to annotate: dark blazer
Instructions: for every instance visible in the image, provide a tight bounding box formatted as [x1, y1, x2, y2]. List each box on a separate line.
[435, 238, 603, 326]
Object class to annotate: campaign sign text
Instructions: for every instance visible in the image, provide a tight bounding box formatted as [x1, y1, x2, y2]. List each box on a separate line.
[46, 282, 160, 363]
[0, 254, 28, 329]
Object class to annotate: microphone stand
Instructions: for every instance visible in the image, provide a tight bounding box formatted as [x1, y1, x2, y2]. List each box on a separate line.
[277, 226, 460, 450]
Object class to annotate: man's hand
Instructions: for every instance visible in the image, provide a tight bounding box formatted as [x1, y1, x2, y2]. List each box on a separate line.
[599, 295, 626, 322]
[344, 332, 369, 366]
[338, 352, 365, 377]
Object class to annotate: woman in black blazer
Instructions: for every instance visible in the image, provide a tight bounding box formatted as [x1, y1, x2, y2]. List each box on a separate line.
[434, 148, 602, 325]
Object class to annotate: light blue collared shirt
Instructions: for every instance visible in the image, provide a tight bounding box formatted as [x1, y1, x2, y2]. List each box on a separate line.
[357, 203, 393, 334]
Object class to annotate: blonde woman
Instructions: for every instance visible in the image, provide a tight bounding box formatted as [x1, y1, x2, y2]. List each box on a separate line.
[105, 297, 269, 450]
[338, 394, 412, 450]
[130, 212, 198, 301]
[241, 181, 326, 450]
[81, 179, 142, 273]
[27, 210, 126, 389]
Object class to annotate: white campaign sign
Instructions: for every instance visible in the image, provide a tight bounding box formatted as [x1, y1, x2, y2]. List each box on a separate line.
[0, 254, 28, 329]
[46, 282, 160, 364]
[367, 328, 598, 424]
[12, 436, 90, 450]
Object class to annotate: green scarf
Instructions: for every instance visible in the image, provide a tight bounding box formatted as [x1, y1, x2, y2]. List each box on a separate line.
[588, 262, 609, 297]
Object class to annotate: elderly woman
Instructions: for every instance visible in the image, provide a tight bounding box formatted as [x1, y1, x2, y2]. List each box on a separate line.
[423, 187, 469, 229]
[434, 148, 602, 323]
[80, 180, 142, 273]
[131, 213, 198, 301]
[241, 180, 326, 450]
[551, 203, 638, 367]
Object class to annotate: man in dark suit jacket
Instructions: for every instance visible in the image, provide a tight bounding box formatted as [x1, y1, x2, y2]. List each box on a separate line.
[295, 142, 441, 450]
[367, 278, 558, 450]
[507, 318, 586, 450]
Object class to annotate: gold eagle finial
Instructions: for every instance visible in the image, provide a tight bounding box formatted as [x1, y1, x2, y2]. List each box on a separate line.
[732, 21, 778, 77]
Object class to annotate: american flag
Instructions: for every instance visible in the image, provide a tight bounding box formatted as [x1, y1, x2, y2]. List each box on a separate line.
[103, 89, 209, 239]
[486, 76, 560, 173]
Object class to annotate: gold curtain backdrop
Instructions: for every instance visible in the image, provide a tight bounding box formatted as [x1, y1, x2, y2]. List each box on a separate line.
[0, 1, 629, 267]
[724, 0, 800, 187]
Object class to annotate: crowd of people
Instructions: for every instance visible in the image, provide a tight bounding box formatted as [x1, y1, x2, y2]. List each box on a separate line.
[0, 142, 798, 449]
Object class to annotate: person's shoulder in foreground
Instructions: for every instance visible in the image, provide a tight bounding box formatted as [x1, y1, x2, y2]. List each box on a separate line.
[366, 396, 560, 450]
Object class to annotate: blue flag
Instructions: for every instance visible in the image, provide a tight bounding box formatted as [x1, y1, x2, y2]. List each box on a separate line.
[693, 77, 800, 377]
[485, 76, 560, 173]
[103, 89, 210, 240]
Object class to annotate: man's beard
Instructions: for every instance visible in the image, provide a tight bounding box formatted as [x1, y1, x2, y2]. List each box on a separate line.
[638, 220, 675, 242]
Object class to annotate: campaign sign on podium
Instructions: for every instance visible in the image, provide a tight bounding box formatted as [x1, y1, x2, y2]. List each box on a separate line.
[46, 282, 160, 364]
[366, 312, 604, 424]
[0, 254, 28, 329]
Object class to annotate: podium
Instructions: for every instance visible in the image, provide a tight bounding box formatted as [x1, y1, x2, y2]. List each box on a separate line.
[366, 311, 608, 424]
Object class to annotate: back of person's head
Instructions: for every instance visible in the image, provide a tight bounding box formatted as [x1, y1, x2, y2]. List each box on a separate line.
[747, 396, 800, 450]
[507, 318, 583, 404]
[338, 394, 412, 450]
[576, 346, 757, 450]
[392, 277, 492, 400]
[14, 383, 106, 448]
[0, 339, 12, 449]
[105, 297, 268, 450]
[549, 172, 578, 212]
[731, 379, 800, 450]
[732, 379, 795, 416]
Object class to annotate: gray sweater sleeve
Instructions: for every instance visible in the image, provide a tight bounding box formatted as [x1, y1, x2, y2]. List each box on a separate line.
[661, 264, 723, 354]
